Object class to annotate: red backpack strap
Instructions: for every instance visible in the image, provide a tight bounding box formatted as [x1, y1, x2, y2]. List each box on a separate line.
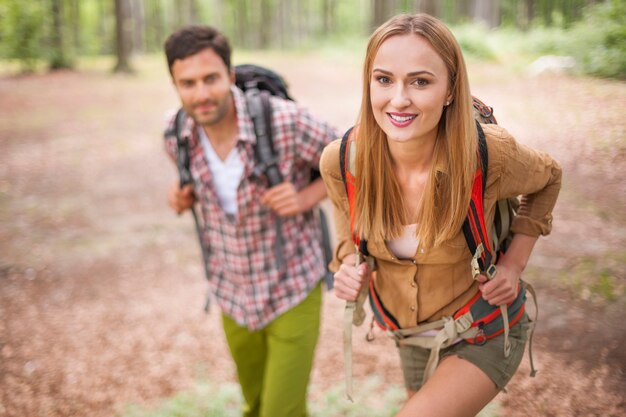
[462, 122, 496, 278]
[340, 127, 369, 256]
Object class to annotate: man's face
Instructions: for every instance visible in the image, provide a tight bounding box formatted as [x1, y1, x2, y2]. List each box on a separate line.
[171, 48, 235, 126]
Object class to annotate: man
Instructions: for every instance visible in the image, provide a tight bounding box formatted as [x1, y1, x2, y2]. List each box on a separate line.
[162, 25, 338, 417]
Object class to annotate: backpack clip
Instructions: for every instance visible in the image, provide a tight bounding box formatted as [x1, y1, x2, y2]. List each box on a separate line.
[471, 243, 484, 279]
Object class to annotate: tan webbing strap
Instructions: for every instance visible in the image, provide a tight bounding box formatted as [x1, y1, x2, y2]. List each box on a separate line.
[501, 305, 511, 357]
[524, 281, 539, 377]
[390, 313, 478, 385]
[472, 249, 512, 359]
[343, 247, 369, 401]
[343, 298, 356, 402]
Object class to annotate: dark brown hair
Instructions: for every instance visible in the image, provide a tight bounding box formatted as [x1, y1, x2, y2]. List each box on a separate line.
[164, 25, 232, 75]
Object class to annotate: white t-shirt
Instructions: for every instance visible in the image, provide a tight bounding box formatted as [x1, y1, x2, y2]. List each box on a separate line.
[386, 223, 419, 260]
[198, 127, 244, 217]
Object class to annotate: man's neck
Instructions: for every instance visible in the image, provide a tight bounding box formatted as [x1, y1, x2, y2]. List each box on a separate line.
[201, 104, 238, 161]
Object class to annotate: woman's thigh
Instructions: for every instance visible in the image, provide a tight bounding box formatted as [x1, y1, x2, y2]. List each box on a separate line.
[396, 354, 499, 417]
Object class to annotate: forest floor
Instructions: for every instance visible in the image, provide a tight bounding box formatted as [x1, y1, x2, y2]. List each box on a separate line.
[1, 52, 625, 417]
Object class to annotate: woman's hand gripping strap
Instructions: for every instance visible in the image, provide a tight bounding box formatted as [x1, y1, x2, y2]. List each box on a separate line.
[472, 255, 512, 358]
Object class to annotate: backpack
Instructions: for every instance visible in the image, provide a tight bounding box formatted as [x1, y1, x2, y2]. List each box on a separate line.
[339, 97, 537, 394]
[169, 64, 335, 299]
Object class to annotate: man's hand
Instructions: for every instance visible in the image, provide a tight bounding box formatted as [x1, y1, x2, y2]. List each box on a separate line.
[261, 181, 303, 217]
[168, 183, 195, 214]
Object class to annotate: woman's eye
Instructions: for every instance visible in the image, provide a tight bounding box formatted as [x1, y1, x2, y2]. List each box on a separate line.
[414, 78, 428, 86]
[376, 76, 391, 84]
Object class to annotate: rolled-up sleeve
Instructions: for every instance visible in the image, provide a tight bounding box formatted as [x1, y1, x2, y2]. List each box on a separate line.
[486, 125, 562, 237]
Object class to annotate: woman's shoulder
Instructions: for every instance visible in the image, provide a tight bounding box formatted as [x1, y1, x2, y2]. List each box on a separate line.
[480, 123, 519, 163]
[481, 123, 515, 145]
[320, 137, 344, 180]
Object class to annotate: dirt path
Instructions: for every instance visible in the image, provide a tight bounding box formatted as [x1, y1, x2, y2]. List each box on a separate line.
[1, 54, 625, 417]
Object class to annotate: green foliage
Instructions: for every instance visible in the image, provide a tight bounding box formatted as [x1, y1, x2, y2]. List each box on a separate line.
[451, 24, 497, 61]
[503, 0, 626, 79]
[571, 0, 626, 79]
[557, 252, 626, 303]
[0, 0, 45, 72]
[121, 376, 503, 417]
[122, 381, 241, 417]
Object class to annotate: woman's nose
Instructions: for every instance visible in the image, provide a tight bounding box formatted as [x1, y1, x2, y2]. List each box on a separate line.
[390, 85, 410, 108]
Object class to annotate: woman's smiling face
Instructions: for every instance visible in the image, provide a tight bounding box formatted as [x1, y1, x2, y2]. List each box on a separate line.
[370, 34, 451, 145]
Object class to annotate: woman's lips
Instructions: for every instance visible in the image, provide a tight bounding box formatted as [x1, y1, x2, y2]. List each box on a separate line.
[387, 112, 416, 127]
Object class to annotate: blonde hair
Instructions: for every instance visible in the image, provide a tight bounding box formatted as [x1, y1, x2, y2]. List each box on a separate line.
[354, 13, 477, 248]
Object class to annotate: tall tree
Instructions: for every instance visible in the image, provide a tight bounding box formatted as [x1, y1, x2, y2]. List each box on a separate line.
[49, 0, 72, 69]
[189, 0, 199, 24]
[68, 0, 81, 51]
[131, 0, 144, 53]
[473, 0, 500, 28]
[518, 0, 535, 29]
[416, 0, 440, 17]
[259, 0, 272, 48]
[322, 0, 337, 34]
[113, 0, 133, 73]
[371, 0, 396, 30]
[145, 0, 164, 52]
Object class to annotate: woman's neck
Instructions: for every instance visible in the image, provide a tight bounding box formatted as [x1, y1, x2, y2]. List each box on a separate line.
[387, 133, 437, 175]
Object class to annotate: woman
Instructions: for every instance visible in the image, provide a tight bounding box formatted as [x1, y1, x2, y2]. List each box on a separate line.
[320, 13, 561, 417]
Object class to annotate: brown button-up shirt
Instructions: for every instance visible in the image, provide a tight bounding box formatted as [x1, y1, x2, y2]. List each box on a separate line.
[320, 124, 562, 328]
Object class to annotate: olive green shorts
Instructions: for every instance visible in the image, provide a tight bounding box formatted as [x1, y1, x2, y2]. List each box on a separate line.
[398, 313, 530, 391]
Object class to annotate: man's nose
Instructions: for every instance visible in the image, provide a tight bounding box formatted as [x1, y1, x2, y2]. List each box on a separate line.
[195, 83, 212, 101]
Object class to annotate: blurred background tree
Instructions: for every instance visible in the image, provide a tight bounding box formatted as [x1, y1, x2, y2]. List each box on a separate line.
[0, 0, 623, 78]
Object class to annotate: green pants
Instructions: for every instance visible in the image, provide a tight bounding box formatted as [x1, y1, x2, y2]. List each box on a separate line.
[222, 283, 322, 417]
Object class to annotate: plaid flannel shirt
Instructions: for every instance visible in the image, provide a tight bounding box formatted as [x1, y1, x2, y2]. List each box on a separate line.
[164, 86, 338, 330]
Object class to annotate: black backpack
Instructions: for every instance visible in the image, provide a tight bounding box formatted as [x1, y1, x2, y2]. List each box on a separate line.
[170, 64, 334, 300]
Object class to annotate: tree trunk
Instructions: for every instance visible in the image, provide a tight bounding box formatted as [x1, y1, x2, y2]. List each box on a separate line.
[473, 0, 500, 28]
[234, 0, 248, 47]
[418, 0, 440, 17]
[278, 0, 291, 47]
[147, 0, 164, 53]
[189, 0, 199, 24]
[69, 0, 81, 51]
[322, 0, 337, 34]
[259, 0, 272, 48]
[50, 0, 72, 69]
[114, 0, 133, 73]
[371, 0, 395, 30]
[517, 0, 534, 30]
[131, 0, 144, 53]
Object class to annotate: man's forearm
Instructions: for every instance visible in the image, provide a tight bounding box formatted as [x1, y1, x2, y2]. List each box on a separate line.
[297, 178, 327, 213]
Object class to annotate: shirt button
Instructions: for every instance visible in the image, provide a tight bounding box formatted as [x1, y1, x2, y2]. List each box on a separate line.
[412, 259, 417, 265]
[410, 305, 416, 312]
[420, 248, 425, 254]
[411, 281, 417, 288]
